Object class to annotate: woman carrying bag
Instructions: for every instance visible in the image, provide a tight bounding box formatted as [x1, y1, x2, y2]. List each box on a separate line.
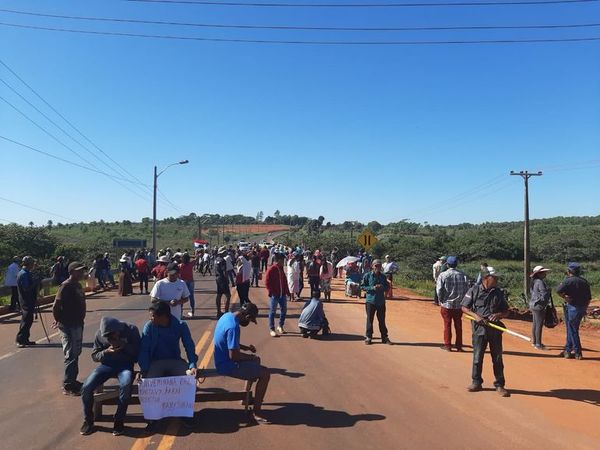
[530, 265, 552, 350]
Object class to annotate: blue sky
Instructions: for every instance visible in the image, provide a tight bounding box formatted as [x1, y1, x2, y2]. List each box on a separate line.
[1, 0, 599, 226]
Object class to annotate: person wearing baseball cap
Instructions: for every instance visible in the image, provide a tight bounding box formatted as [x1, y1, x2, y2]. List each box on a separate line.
[529, 266, 552, 350]
[556, 262, 592, 360]
[15, 256, 39, 348]
[461, 266, 510, 397]
[149, 262, 190, 320]
[213, 302, 271, 423]
[52, 260, 88, 395]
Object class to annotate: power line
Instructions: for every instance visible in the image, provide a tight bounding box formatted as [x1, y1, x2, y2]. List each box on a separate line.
[128, 0, 600, 8]
[157, 187, 184, 213]
[2, 21, 600, 45]
[0, 98, 150, 202]
[0, 195, 75, 221]
[0, 77, 151, 200]
[0, 135, 149, 201]
[3, 7, 600, 32]
[0, 58, 153, 194]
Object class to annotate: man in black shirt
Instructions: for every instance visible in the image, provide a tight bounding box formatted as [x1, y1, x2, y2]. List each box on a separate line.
[556, 262, 592, 360]
[461, 267, 510, 397]
[214, 247, 231, 318]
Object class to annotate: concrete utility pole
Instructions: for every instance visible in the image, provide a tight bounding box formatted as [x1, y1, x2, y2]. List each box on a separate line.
[152, 160, 189, 253]
[510, 170, 543, 299]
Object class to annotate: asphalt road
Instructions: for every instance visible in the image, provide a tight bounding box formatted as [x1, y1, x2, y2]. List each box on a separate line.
[0, 272, 598, 450]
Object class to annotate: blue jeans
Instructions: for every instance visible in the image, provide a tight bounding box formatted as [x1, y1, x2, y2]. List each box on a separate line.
[269, 295, 287, 330]
[564, 304, 586, 354]
[81, 364, 133, 422]
[185, 280, 195, 312]
[59, 324, 83, 387]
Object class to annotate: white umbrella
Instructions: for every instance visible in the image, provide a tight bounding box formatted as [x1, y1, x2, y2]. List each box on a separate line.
[336, 256, 360, 268]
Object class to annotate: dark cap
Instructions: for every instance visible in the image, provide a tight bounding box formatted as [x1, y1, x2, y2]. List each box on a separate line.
[446, 256, 458, 267]
[240, 302, 259, 323]
[567, 262, 581, 273]
[68, 261, 87, 272]
[167, 262, 180, 274]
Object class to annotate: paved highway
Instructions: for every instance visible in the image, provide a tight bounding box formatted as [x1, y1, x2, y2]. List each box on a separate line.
[0, 273, 598, 450]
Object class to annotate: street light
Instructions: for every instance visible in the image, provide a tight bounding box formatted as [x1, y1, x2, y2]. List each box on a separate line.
[153, 160, 189, 253]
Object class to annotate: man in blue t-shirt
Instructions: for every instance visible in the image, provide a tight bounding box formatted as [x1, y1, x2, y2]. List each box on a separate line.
[213, 302, 271, 423]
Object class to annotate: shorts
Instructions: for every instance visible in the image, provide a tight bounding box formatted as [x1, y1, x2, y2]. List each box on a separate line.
[228, 361, 261, 381]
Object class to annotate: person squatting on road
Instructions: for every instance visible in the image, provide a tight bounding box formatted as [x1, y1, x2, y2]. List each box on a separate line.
[265, 252, 291, 337]
[461, 266, 510, 397]
[529, 265, 552, 350]
[53, 261, 88, 396]
[138, 302, 198, 431]
[298, 289, 330, 338]
[215, 246, 232, 317]
[80, 317, 141, 436]
[436, 256, 469, 352]
[361, 259, 391, 345]
[15, 256, 39, 347]
[213, 302, 271, 423]
[556, 262, 592, 360]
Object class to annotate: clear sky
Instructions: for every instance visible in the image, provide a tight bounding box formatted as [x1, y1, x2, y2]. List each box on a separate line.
[1, 0, 599, 226]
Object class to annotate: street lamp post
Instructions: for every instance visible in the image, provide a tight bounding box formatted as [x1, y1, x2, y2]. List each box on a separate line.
[152, 160, 189, 253]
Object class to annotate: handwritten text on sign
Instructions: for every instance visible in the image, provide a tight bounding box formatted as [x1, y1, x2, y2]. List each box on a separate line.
[138, 375, 196, 420]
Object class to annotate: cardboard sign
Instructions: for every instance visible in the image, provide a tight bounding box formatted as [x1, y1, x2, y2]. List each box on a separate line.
[138, 376, 196, 420]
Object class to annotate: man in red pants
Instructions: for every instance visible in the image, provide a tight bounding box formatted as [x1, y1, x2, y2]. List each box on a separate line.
[436, 256, 469, 352]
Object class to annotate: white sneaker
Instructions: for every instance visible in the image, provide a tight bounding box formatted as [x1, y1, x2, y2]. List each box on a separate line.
[186, 312, 193, 318]
[276, 326, 285, 335]
[269, 329, 277, 337]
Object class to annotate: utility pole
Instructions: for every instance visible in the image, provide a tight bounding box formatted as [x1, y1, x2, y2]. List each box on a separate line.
[510, 170, 543, 299]
[152, 165, 157, 253]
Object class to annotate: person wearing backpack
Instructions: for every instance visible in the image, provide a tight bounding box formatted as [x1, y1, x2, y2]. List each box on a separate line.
[529, 266, 551, 350]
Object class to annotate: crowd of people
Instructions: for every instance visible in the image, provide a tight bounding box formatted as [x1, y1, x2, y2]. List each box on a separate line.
[1, 241, 594, 436]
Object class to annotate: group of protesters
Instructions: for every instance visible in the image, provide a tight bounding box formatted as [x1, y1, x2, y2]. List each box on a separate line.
[434, 255, 592, 397]
[2, 239, 595, 436]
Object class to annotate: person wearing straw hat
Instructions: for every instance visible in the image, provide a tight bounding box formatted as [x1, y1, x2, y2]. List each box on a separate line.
[529, 265, 552, 350]
[461, 266, 510, 397]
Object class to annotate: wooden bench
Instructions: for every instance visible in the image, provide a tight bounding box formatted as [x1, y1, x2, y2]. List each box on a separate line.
[93, 369, 254, 420]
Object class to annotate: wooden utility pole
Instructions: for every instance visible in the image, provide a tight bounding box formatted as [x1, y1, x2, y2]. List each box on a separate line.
[510, 170, 543, 299]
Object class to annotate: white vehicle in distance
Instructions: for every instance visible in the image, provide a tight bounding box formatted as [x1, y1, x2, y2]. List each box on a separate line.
[238, 241, 251, 252]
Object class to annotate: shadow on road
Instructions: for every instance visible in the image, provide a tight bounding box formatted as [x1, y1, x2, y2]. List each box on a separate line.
[319, 333, 365, 342]
[261, 402, 385, 428]
[510, 388, 600, 406]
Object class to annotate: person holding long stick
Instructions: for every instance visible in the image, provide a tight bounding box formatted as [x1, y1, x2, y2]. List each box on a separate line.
[461, 267, 510, 397]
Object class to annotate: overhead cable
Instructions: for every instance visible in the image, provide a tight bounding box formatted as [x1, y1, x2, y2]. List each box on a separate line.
[2, 21, 600, 44]
[2, 8, 600, 32]
[128, 0, 600, 8]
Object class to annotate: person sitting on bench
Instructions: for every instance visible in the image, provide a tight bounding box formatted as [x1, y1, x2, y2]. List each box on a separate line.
[138, 302, 198, 430]
[80, 316, 141, 436]
[213, 302, 271, 423]
[298, 289, 330, 338]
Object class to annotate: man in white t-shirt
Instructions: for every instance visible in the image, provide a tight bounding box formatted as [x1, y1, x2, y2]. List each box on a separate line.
[150, 262, 190, 319]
